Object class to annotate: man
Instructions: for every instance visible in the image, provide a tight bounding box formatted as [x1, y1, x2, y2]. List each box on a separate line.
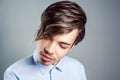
[4, 1, 87, 80]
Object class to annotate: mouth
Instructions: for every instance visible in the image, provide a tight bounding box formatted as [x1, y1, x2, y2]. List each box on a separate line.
[40, 52, 53, 63]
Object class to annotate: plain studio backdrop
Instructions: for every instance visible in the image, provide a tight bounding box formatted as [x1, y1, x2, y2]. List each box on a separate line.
[0, 0, 120, 80]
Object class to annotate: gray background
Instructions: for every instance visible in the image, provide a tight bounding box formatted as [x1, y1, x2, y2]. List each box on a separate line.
[0, 0, 120, 80]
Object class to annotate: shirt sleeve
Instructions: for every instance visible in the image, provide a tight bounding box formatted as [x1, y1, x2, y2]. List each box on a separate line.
[4, 70, 19, 80]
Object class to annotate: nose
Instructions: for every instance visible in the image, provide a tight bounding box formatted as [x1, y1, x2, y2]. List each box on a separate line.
[45, 42, 56, 55]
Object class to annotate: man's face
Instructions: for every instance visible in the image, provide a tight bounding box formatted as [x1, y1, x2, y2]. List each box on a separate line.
[36, 29, 78, 66]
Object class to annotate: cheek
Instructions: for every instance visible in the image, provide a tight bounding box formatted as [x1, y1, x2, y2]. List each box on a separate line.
[36, 40, 47, 52]
[55, 49, 69, 59]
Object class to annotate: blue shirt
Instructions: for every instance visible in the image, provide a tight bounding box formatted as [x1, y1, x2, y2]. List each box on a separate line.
[4, 51, 87, 80]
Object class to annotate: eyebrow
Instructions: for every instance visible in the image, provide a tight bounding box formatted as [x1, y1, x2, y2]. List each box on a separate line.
[60, 42, 71, 46]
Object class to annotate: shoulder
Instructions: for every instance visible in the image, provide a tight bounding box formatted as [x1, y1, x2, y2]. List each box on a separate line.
[5, 55, 34, 74]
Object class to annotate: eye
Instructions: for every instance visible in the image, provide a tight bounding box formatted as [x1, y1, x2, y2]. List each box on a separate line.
[60, 44, 69, 49]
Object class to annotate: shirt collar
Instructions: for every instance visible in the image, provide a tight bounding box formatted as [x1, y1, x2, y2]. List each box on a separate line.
[33, 50, 63, 75]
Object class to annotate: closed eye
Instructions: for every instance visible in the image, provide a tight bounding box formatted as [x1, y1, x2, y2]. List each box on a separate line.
[60, 45, 69, 49]
[59, 42, 71, 49]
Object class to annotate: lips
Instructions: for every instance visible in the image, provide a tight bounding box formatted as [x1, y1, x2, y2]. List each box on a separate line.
[40, 53, 53, 62]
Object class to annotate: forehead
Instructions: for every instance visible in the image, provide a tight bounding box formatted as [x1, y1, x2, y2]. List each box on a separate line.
[52, 29, 78, 45]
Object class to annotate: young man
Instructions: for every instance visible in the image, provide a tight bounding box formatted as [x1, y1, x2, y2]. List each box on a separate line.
[4, 1, 87, 80]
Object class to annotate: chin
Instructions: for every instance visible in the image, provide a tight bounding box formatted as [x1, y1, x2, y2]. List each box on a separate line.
[41, 61, 51, 66]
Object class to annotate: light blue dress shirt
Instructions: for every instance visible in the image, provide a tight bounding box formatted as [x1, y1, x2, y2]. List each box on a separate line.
[4, 51, 87, 80]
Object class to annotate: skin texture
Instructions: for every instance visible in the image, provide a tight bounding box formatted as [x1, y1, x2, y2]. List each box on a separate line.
[36, 29, 79, 66]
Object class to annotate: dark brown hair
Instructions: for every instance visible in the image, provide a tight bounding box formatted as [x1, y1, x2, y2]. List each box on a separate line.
[35, 1, 87, 45]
